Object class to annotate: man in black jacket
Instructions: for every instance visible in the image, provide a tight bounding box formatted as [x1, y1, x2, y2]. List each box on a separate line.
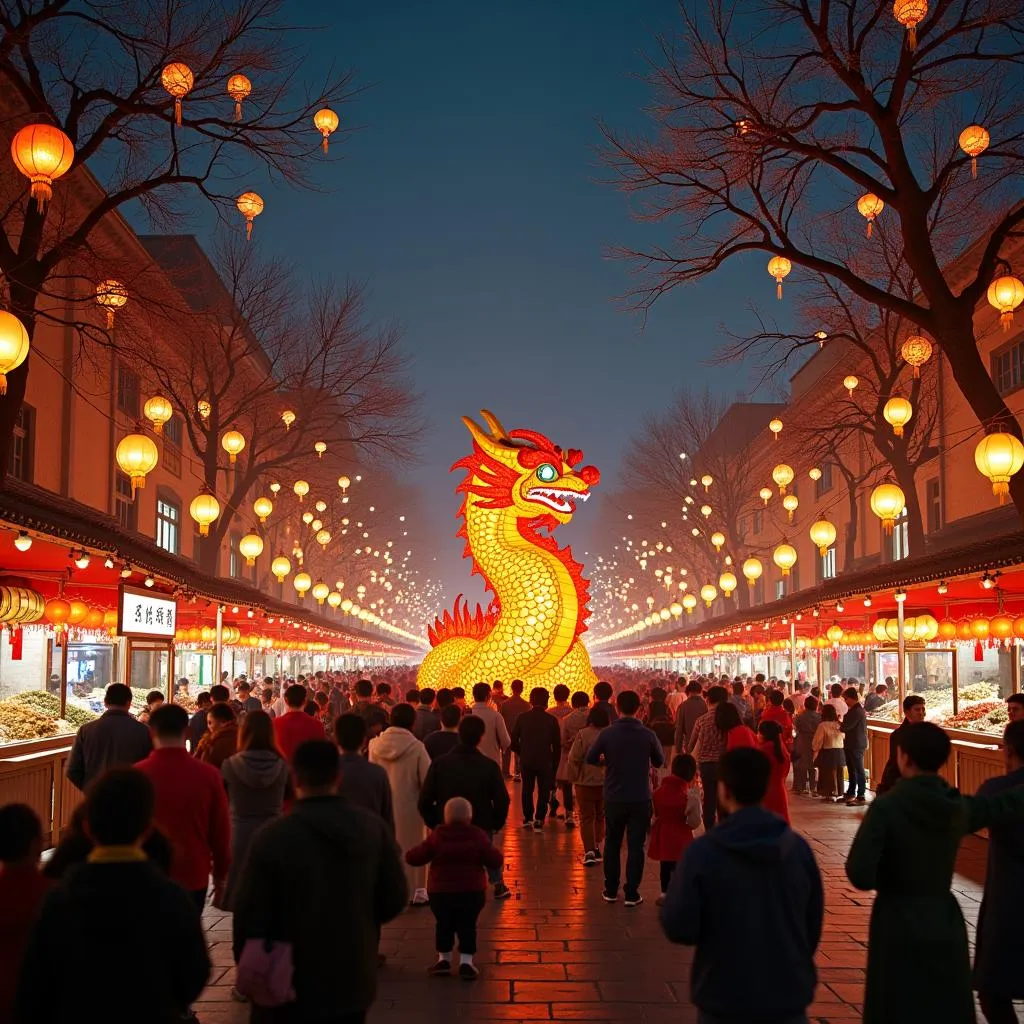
[335, 714, 395, 831]
[66, 683, 152, 791]
[419, 715, 512, 900]
[498, 679, 529, 779]
[510, 687, 562, 832]
[841, 686, 868, 805]
[17, 768, 210, 1024]
[674, 681, 708, 754]
[875, 694, 926, 795]
[233, 740, 407, 1023]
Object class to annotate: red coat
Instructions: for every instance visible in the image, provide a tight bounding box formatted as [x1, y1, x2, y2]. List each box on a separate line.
[757, 740, 791, 823]
[760, 706, 793, 744]
[726, 725, 758, 750]
[647, 775, 700, 861]
[272, 709, 326, 765]
[404, 822, 503, 892]
[0, 864, 50, 1024]
[136, 746, 231, 891]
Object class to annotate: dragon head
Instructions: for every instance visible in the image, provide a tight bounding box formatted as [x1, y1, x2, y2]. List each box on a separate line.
[456, 410, 600, 526]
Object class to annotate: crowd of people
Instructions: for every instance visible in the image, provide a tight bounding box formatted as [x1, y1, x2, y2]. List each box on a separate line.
[0, 665, 1023, 1024]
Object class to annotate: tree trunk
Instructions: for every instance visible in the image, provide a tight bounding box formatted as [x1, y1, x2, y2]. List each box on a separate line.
[0, 275, 42, 486]
[891, 455, 926, 555]
[843, 482, 859, 570]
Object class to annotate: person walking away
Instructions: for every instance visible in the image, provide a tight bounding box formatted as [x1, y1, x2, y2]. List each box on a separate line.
[811, 704, 845, 802]
[674, 681, 707, 755]
[846, 722, 1024, 1024]
[236, 681, 261, 716]
[468, 681, 511, 767]
[510, 687, 562, 832]
[407, 797, 503, 981]
[66, 682, 152, 790]
[875, 694, 926, 795]
[973, 720, 1024, 1024]
[729, 680, 754, 727]
[760, 689, 794, 748]
[194, 702, 240, 770]
[792, 696, 821, 795]
[557, 691, 591, 826]
[351, 678, 390, 739]
[220, 710, 289, 912]
[840, 686, 868, 805]
[187, 691, 213, 751]
[499, 679, 529, 779]
[648, 754, 701, 906]
[491, 680, 507, 707]
[547, 684, 575, 821]
[756, 721, 791, 823]
[688, 685, 728, 829]
[592, 680, 619, 723]
[335, 714, 395, 830]
[426, 705, 463, 760]
[260, 686, 277, 719]
[368, 702, 432, 905]
[272, 683, 326, 766]
[586, 690, 664, 907]
[16, 769, 210, 1024]
[418, 715, 512, 901]
[717, 700, 756, 750]
[413, 688, 440, 740]
[568, 704, 609, 865]
[666, 678, 686, 718]
[232, 740, 407, 1024]
[136, 704, 231, 912]
[661, 748, 823, 1024]
[645, 689, 677, 782]
[0, 805, 50, 1024]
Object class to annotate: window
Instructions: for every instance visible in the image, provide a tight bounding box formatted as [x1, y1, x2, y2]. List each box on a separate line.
[775, 579, 786, 600]
[155, 495, 180, 555]
[116, 365, 140, 417]
[926, 477, 942, 534]
[893, 506, 910, 561]
[163, 415, 183, 477]
[822, 548, 837, 580]
[229, 532, 242, 579]
[115, 472, 137, 531]
[992, 339, 1024, 396]
[752, 509, 763, 535]
[815, 463, 834, 498]
[7, 403, 34, 482]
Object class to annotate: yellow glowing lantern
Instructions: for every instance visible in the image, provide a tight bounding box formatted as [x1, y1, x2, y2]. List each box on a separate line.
[700, 583, 718, 607]
[826, 624, 844, 645]
[809, 467, 822, 482]
[302, 511, 314, 525]
[312, 581, 330, 605]
[10, 124, 75, 209]
[937, 618, 958, 641]
[773, 542, 797, 576]
[870, 482, 905, 534]
[883, 396, 913, 437]
[669, 601, 683, 617]
[772, 463, 794, 495]
[759, 486, 773, 506]
[701, 474, 713, 491]
[294, 480, 310, 501]
[161, 62, 194, 125]
[236, 191, 264, 240]
[315, 500, 328, 513]
[221, 429, 246, 463]
[971, 617, 991, 641]
[768, 418, 783, 441]
[341, 598, 354, 613]
[281, 409, 296, 430]
[873, 618, 890, 643]
[115, 432, 159, 496]
[988, 276, 1024, 331]
[271, 555, 291, 582]
[719, 571, 737, 597]
[915, 614, 939, 641]
[95, 280, 128, 328]
[253, 496, 273, 523]
[189, 492, 221, 536]
[893, 0, 927, 48]
[659, 608, 671, 621]
[843, 374, 859, 397]
[767, 256, 791, 299]
[857, 193, 884, 238]
[901, 335, 932, 378]
[0, 311, 30, 394]
[316, 529, 332, 548]
[314, 107, 340, 153]
[742, 557, 763, 585]
[959, 124, 989, 178]
[710, 531, 725, 552]
[809, 518, 837, 556]
[783, 494, 799, 522]
[700, 504, 713, 518]
[338, 475, 351, 491]
[238, 533, 264, 566]
[990, 615, 1014, 640]
[227, 73, 252, 121]
[293, 571, 312, 598]
[143, 395, 173, 433]
[974, 432, 1024, 504]
[327, 591, 343, 609]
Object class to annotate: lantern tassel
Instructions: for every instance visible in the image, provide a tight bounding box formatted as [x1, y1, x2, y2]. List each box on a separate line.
[913, 365, 920, 379]
[0, 373, 7, 395]
[776, 281, 783, 300]
[175, 98, 182, 125]
[995, 482, 1009, 505]
[106, 309, 114, 330]
[972, 156, 978, 179]
[234, 101, 242, 121]
[866, 220, 873, 239]
[29, 181, 52, 211]
[322, 136, 329, 155]
[894, 425, 904, 437]
[908, 26, 917, 50]
[246, 220, 253, 241]
[1002, 311, 1013, 332]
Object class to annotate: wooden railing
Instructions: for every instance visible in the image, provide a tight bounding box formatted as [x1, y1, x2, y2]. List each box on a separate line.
[0, 737, 81, 847]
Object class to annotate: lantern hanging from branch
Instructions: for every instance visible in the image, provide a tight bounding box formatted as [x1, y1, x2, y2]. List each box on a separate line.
[238, 533, 264, 566]
[143, 395, 172, 433]
[958, 124, 989, 178]
[253, 496, 273, 523]
[0, 311, 31, 395]
[312, 581, 330, 605]
[271, 556, 291, 582]
[10, 124, 75, 209]
[974, 432, 1024, 504]
[843, 374, 859, 397]
[759, 486, 773, 506]
[190, 492, 221, 536]
[783, 494, 799, 522]
[314, 440, 327, 458]
[771, 463, 794, 495]
[293, 480, 310, 502]
[682, 593, 697, 614]
[700, 584, 718, 607]
[95, 280, 127, 328]
[901, 335, 932, 377]
[857, 193, 884, 237]
[115, 432, 159, 496]
[197, 400, 211, 420]
[809, 518, 837, 556]
[313, 108, 340, 153]
[893, 0, 927, 49]
[701, 474, 713, 491]
[161, 62, 194, 125]
[293, 572, 312, 599]
[227, 74, 252, 121]
[742, 557, 763, 585]
[221, 429, 246, 463]
[768, 418, 783, 441]
[870, 482, 905, 535]
[883, 396, 913, 437]
[237, 192, 264, 240]
[773, 542, 797, 577]
[809, 467, 822, 482]
[767, 256, 791, 300]
[710, 531, 725, 552]
[987, 276, 1024, 331]
[281, 409, 296, 430]
[338, 475, 351, 492]
[719, 571, 737, 597]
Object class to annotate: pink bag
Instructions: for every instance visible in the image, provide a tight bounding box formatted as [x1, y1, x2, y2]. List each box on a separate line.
[236, 938, 296, 1007]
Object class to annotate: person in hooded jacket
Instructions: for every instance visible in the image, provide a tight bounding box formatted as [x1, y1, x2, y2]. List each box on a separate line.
[846, 722, 1024, 1024]
[220, 710, 290, 911]
[369, 702, 432, 905]
[661, 747, 823, 1024]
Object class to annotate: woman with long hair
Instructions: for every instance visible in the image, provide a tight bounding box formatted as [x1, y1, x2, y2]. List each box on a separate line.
[716, 700, 757, 750]
[757, 720, 792, 822]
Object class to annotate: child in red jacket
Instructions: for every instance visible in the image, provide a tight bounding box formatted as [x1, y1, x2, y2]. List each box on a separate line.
[406, 796, 503, 981]
[649, 754, 702, 905]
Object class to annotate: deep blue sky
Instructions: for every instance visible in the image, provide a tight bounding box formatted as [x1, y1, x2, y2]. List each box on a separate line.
[256, 0, 779, 606]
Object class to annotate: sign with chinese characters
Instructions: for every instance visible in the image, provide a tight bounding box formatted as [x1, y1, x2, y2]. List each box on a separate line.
[118, 586, 176, 640]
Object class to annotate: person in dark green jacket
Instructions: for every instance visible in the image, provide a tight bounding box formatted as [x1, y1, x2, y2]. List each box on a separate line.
[846, 722, 1024, 1024]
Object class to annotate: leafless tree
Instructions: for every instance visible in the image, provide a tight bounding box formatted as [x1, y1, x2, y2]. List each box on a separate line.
[602, 0, 1024, 514]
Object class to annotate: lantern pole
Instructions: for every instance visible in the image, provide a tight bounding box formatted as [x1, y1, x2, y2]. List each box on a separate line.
[896, 598, 906, 707]
[816, 647, 824, 690]
[58, 634, 69, 722]
[215, 605, 224, 688]
[790, 622, 798, 694]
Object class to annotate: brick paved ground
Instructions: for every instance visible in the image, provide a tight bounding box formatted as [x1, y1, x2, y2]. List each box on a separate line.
[195, 788, 1003, 1024]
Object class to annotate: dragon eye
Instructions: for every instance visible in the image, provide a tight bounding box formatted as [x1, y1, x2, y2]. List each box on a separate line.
[536, 463, 557, 483]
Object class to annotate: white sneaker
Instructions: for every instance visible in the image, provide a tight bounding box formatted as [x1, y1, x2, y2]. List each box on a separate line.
[411, 888, 429, 906]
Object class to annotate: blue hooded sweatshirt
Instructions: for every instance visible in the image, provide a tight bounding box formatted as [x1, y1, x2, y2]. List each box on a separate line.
[660, 806, 823, 1022]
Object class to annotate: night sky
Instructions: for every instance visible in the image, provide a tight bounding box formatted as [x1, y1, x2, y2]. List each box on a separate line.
[256, 0, 782, 609]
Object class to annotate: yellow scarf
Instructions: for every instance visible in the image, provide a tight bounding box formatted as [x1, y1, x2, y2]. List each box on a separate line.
[87, 845, 147, 864]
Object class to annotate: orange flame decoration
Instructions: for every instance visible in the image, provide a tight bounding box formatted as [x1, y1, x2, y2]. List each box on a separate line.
[427, 595, 499, 647]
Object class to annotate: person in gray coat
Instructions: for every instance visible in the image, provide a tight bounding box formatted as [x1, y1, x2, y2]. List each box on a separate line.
[334, 713, 395, 831]
[66, 683, 152, 791]
[220, 710, 289, 910]
[793, 696, 822, 795]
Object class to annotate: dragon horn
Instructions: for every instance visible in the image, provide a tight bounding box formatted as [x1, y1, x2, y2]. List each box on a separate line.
[462, 414, 519, 467]
[480, 409, 509, 441]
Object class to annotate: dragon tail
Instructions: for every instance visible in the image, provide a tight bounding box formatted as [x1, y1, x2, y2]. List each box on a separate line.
[426, 594, 499, 648]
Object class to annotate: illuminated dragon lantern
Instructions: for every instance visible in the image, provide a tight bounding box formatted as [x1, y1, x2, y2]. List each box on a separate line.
[418, 410, 601, 695]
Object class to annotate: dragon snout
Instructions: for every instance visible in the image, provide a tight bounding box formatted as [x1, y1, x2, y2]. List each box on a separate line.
[578, 465, 600, 487]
